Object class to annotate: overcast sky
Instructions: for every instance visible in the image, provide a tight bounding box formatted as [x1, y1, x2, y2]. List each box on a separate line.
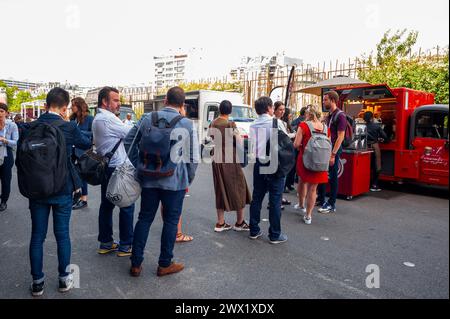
[0, 0, 448, 87]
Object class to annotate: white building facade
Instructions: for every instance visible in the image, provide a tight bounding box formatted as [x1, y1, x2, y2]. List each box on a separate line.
[153, 48, 204, 91]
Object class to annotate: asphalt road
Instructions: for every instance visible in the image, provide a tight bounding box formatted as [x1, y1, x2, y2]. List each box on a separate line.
[0, 163, 448, 299]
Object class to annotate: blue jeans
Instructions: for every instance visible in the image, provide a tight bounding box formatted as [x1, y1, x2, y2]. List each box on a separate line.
[317, 149, 342, 208]
[81, 180, 88, 197]
[249, 162, 285, 241]
[131, 188, 185, 268]
[98, 167, 135, 248]
[29, 195, 72, 282]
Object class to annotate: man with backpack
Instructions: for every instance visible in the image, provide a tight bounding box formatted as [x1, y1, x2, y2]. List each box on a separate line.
[125, 87, 199, 278]
[16, 87, 91, 296]
[248, 96, 295, 244]
[92, 87, 135, 257]
[317, 90, 348, 214]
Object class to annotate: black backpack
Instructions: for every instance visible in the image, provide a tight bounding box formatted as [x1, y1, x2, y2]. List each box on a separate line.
[16, 119, 68, 200]
[265, 119, 296, 178]
[330, 110, 355, 148]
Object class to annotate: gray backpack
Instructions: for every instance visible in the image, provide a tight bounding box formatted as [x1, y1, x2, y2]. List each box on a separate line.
[302, 121, 332, 172]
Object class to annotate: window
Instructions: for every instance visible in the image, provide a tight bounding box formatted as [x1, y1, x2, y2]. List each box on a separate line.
[415, 111, 448, 139]
[184, 99, 199, 119]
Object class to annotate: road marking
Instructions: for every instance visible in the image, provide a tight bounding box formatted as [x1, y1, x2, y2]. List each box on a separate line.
[292, 264, 377, 299]
[115, 286, 128, 299]
[213, 241, 224, 249]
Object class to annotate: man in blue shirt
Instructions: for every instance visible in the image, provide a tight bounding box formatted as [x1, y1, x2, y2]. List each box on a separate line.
[125, 87, 199, 278]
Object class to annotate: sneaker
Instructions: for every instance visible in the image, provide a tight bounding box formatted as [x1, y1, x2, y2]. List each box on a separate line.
[72, 191, 82, 206]
[117, 246, 132, 258]
[318, 203, 336, 214]
[303, 216, 312, 225]
[58, 274, 74, 293]
[315, 200, 325, 207]
[294, 204, 307, 214]
[233, 221, 250, 232]
[0, 202, 7, 212]
[98, 242, 119, 254]
[269, 234, 288, 245]
[157, 262, 185, 277]
[72, 200, 87, 210]
[282, 198, 291, 205]
[214, 223, 232, 233]
[370, 186, 382, 192]
[30, 281, 44, 297]
[249, 231, 263, 240]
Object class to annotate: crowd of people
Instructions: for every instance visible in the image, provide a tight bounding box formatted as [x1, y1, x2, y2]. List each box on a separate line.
[0, 85, 386, 297]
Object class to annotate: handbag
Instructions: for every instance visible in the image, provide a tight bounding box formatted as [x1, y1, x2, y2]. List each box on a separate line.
[230, 122, 248, 168]
[76, 139, 122, 186]
[106, 124, 142, 208]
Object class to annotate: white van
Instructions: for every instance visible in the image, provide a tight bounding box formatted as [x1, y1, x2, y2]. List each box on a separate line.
[153, 90, 256, 151]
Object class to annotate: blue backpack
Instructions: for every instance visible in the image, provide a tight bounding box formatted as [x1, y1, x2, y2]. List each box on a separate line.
[137, 112, 184, 181]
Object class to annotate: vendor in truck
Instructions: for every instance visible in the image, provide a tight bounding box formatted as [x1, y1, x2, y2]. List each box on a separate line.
[364, 111, 389, 192]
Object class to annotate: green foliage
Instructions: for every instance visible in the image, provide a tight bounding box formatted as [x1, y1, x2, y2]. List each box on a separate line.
[359, 29, 449, 104]
[157, 81, 243, 95]
[0, 81, 46, 113]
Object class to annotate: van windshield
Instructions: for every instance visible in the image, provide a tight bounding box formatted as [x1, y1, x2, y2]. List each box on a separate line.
[230, 106, 257, 122]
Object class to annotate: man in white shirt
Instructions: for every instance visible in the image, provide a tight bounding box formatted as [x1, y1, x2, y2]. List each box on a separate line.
[92, 87, 135, 257]
[248, 97, 288, 245]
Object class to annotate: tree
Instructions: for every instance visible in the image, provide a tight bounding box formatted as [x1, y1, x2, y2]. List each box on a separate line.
[0, 81, 47, 113]
[359, 29, 449, 104]
[157, 80, 243, 95]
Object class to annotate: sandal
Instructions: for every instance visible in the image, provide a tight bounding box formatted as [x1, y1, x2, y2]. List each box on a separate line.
[176, 233, 194, 243]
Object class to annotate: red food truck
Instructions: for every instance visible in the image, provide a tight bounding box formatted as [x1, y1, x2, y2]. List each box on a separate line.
[325, 84, 448, 198]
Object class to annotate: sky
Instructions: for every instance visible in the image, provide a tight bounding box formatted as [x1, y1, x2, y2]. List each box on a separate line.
[0, 0, 448, 87]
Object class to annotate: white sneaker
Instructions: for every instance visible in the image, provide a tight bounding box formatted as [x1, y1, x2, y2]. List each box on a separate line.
[294, 204, 307, 214]
[303, 216, 312, 225]
[214, 223, 232, 233]
[59, 274, 74, 293]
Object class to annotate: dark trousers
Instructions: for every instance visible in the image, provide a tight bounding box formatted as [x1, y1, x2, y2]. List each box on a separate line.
[81, 180, 88, 196]
[370, 152, 380, 187]
[285, 150, 298, 188]
[249, 162, 285, 240]
[131, 188, 186, 268]
[317, 149, 342, 208]
[0, 148, 14, 204]
[98, 167, 135, 248]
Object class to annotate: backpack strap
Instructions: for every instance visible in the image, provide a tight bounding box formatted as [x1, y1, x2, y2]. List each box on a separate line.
[273, 118, 278, 129]
[306, 121, 327, 136]
[305, 121, 316, 135]
[330, 110, 344, 126]
[151, 112, 159, 127]
[168, 115, 184, 128]
[49, 119, 67, 130]
[151, 111, 183, 128]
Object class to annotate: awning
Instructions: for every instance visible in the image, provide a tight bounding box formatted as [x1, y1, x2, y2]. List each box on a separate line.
[295, 76, 369, 96]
